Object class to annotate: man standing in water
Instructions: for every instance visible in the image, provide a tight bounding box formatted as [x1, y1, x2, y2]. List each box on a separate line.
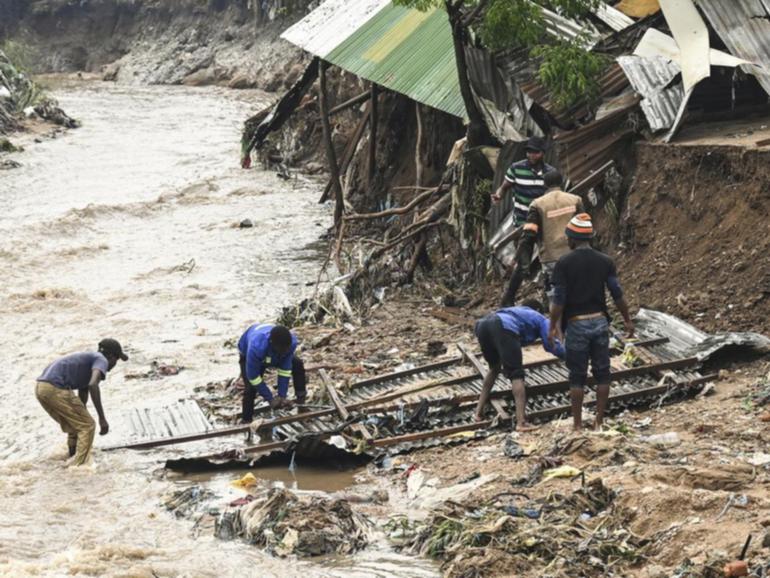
[548, 214, 634, 431]
[474, 299, 565, 431]
[239, 323, 307, 422]
[36, 339, 128, 466]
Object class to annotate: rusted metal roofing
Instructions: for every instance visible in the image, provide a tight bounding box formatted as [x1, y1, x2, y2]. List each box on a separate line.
[281, 0, 466, 119]
[553, 98, 639, 186]
[617, 54, 683, 131]
[694, 0, 770, 96]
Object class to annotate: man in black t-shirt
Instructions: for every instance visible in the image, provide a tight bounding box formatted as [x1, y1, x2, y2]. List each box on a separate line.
[548, 214, 634, 431]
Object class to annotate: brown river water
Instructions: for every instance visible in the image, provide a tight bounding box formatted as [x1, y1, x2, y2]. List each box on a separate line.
[0, 81, 437, 577]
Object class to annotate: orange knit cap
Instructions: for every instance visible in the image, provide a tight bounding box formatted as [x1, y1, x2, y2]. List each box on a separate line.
[565, 213, 594, 240]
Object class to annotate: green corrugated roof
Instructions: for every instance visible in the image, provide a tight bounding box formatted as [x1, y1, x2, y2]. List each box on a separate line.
[324, 4, 467, 119]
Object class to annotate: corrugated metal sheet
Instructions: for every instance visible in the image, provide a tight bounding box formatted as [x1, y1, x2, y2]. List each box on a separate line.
[282, 1, 466, 119]
[324, 4, 465, 118]
[617, 54, 683, 131]
[110, 400, 213, 445]
[281, 0, 389, 59]
[593, 2, 635, 31]
[695, 0, 770, 95]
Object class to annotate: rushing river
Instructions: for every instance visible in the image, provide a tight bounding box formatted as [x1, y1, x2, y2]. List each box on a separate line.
[0, 82, 437, 578]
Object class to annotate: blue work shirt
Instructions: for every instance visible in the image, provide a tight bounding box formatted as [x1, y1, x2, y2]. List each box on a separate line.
[238, 324, 297, 401]
[495, 306, 565, 359]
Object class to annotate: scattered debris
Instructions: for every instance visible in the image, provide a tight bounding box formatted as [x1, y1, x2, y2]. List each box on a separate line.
[217, 488, 371, 557]
[162, 486, 216, 519]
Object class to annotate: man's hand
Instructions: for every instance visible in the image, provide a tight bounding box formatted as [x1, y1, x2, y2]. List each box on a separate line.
[99, 419, 109, 435]
[624, 318, 635, 339]
[548, 325, 563, 350]
[491, 189, 502, 204]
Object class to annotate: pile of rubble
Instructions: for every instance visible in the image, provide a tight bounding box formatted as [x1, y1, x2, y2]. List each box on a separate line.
[0, 49, 78, 137]
[215, 488, 371, 557]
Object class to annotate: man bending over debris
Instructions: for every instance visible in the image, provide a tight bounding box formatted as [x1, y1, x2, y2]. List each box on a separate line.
[36, 338, 128, 466]
[508, 171, 584, 305]
[548, 214, 634, 431]
[474, 299, 565, 431]
[239, 323, 307, 422]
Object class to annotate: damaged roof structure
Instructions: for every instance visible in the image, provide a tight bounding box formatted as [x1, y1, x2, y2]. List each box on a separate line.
[104, 310, 770, 471]
[274, 0, 770, 240]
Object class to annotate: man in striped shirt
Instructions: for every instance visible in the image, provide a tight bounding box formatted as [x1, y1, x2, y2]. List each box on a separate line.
[492, 136, 556, 225]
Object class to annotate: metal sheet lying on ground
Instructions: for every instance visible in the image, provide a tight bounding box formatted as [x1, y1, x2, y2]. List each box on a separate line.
[109, 399, 213, 446]
[156, 311, 769, 467]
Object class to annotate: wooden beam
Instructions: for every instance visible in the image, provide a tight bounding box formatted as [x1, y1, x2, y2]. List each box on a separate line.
[321, 369, 372, 440]
[319, 101, 370, 203]
[318, 60, 344, 226]
[329, 91, 370, 116]
[321, 369, 350, 420]
[368, 82, 379, 188]
[370, 420, 492, 448]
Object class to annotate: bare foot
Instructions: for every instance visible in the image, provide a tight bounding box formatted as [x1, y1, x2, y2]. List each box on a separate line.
[516, 422, 539, 433]
[474, 413, 485, 423]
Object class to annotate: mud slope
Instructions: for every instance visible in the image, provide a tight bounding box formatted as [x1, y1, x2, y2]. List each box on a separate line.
[616, 141, 770, 334]
[0, 0, 311, 89]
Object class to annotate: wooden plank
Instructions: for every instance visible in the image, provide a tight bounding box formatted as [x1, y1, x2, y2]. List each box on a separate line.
[321, 369, 350, 420]
[457, 343, 486, 376]
[318, 60, 344, 225]
[491, 400, 511, 421]
[329, 91, 370, 116]
[321, 369, 372, 440]
[371, 420, 493, 448]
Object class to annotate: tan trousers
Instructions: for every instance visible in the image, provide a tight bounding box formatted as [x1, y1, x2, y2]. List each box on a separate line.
[35, 381, 95, 466]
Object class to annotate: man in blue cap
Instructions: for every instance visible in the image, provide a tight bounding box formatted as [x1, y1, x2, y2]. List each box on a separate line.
[238, 323, 306, 422]
[474, 299, 565, 431]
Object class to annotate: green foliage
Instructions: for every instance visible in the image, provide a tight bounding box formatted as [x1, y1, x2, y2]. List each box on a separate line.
[531, 37, 608, 110]
[480, 0, 544, 50]
[544, 0, 601, 19]
[392, 0, 444, 11]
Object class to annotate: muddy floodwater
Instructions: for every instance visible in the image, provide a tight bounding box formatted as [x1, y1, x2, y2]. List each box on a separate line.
[0, 82, 437, 577]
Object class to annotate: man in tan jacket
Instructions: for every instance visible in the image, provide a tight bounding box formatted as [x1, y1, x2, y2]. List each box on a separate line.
[503, 171, 584, 306]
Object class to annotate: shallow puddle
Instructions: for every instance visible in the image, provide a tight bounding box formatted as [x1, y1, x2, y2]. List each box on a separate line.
[176, 465, 361, 493]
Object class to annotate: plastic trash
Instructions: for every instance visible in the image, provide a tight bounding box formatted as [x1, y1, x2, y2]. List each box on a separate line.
[641, 432, 681, 447]
[231, 472, 258, 489]
[543, 465, 582, 480]
[503, 505, 541, 519]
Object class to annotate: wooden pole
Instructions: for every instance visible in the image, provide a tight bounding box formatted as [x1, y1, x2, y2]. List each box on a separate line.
[319, 101, 371, 204]
[318, 60, 345, 226]
[368, 83, 379, 188]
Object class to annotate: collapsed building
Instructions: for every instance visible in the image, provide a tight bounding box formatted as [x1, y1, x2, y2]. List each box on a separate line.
[242, 0, 770, 273]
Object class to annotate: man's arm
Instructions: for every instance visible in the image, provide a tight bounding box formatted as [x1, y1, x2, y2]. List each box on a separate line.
[78, 387, 89, 405]
[607, 262, 634, 337]
[492, 179, 513, 204]
[540, 316, 565, 359]
[548, 260, 567, 347]
[516, 205, 541, 271]
[276, 353, 293, 399]
[87, 368, 109, 435]
[245, 347, 273, 402]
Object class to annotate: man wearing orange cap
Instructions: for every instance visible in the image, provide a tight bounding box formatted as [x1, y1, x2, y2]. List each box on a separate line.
[548, 214, 634, 431]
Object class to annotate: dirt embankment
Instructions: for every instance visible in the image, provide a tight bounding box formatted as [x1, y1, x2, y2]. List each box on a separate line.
[615, 140, 770, 334]
[0, 0, 312, 90]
